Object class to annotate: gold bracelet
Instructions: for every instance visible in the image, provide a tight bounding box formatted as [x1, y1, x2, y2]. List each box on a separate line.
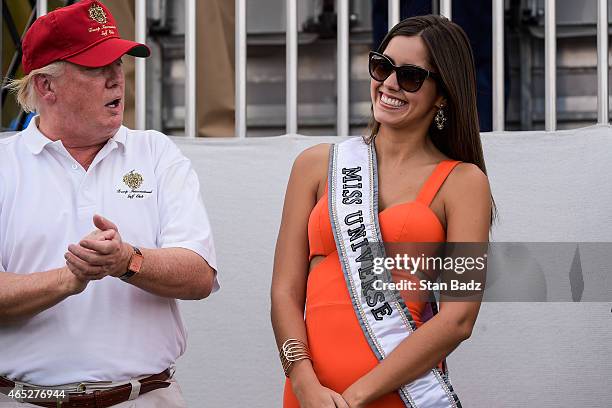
[279, 338, 312, 377]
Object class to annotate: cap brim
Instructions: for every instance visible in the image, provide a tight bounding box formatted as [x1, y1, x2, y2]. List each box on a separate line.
[64, 38, 150, 68]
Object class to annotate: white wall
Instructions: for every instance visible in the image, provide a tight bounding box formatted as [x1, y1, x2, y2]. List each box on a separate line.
[171, 125, 612, 407]
[1, 125, 608, 405]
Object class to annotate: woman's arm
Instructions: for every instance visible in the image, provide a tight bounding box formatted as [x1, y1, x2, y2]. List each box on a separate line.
[342, 163, 492, 407]
[271, 144, 349, 408]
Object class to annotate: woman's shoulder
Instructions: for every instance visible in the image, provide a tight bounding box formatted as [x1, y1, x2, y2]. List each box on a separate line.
[444, 162, 491, 206]
[290, 143, 332, 187]
[292, 143, 331, 173]
[295, 143, 332, 163]
[447, 162, 489, 186]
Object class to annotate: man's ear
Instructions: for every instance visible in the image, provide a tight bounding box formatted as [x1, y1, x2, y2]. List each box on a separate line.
[32, 74, 57, 104]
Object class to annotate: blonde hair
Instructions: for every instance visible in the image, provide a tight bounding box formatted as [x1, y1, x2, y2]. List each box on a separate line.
[5, 61, 66, 113]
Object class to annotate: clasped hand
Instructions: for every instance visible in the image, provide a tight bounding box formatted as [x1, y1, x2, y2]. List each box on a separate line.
[64, 214, 131, 281]
[293, 377, 366, 408]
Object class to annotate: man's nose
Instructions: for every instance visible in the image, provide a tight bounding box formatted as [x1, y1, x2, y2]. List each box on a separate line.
[105, 61, 124, 87]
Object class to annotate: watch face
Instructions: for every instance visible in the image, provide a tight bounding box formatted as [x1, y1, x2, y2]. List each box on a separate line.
[129, 252, 144, 273]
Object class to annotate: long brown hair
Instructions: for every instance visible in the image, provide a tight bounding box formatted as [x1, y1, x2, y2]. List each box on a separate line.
[366, 14, 496, 223]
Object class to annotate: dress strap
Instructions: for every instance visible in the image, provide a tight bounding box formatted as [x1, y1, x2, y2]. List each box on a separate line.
[416, 160, 461, 207]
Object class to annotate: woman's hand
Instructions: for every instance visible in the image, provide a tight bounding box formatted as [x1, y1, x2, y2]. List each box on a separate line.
[293, 377, 350, 408]
[342, 383, 367, 408]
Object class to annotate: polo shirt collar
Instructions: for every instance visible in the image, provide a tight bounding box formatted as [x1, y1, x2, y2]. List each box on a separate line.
[110, 126, 127, 150]
[21, 117, 127, 155]
[22, 116, 51, 155]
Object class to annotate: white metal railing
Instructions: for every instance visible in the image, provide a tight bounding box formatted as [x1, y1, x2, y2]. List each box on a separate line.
[185, 0, 196, 138]
[492, 0, 609, 130]
[337, 0, 350, 136]
[135, 0, 146, 130]
[286, 0, 298, 135]
[544, 0, 556, 131]
[133, 1, 193, 135]
[440, 0, 451, 20]
[36, 0, 47, 17]
[388, 0, 401, 34]
[235, 0, 247, 139]
[34, 0, 612, 136]
[597, 0, 609, 124]
[492, 0, 504, 131]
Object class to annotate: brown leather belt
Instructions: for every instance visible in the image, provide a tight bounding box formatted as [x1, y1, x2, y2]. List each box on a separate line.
[0, 369, 171, 407]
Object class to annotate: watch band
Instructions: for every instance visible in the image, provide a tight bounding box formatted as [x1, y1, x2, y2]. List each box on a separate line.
[119, 246, 143, 281]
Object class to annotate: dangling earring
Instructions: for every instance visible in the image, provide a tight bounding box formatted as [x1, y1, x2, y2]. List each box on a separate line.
[435, 106, 447, 130]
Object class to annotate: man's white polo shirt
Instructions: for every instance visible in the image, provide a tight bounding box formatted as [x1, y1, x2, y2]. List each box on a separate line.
[0, 119, 218, 385]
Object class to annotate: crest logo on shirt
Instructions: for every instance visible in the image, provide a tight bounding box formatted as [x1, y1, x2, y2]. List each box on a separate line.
[117, 170, 152, 200]
[123, 170, 143, 190]
[88, 3, 107, 24]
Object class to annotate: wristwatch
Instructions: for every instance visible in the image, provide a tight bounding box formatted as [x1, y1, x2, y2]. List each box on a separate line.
[119, 246, 143, 281]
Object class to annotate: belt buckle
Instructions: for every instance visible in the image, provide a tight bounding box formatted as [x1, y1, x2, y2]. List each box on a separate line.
[13, 383, 24, 403]
[167, 365, 176, 379]
[76, 380, 113, 392]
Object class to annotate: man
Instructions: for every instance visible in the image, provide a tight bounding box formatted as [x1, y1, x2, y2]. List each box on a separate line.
[0, 1, 218, 407]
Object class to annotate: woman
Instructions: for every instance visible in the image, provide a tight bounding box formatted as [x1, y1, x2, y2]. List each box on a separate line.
[271, 15, 493, 408]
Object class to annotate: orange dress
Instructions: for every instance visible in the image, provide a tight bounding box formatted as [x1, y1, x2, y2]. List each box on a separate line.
[283, 160, 461, 407]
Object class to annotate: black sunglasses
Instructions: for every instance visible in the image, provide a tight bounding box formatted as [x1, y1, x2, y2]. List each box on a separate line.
[368, 51, 440, 93]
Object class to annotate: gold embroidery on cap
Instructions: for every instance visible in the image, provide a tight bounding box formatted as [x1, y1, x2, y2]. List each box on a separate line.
[88, 3, 107, 24]
[123, 170, 143, 190]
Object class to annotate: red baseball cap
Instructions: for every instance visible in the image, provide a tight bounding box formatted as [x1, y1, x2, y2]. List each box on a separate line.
[22, 0, 150, 74]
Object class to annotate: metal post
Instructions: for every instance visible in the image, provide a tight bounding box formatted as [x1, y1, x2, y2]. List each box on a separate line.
[286, 0, 298, 135]
[36, 0, 47, 17]
[337, 0, 349, 137]
[544, 0, 556, 131]
[492, 0, 504, 131]
[185, 0, 196, 137]
[388, 0, 400, 30]
[235, 0, 247, 138]
[597, 0, 609, 124]
[440, 0, 451, 20]
[135, 0, 146, 130]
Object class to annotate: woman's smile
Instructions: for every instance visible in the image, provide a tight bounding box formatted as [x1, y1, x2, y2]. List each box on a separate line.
[378, 91, 408, 109]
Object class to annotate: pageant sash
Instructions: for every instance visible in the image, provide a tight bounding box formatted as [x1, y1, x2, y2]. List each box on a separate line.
[327, 137, 461, 408]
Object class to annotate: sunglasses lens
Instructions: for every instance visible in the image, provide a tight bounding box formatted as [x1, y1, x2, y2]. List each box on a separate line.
[397, 67, 427, 92]
[369, 55, 393, 82]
